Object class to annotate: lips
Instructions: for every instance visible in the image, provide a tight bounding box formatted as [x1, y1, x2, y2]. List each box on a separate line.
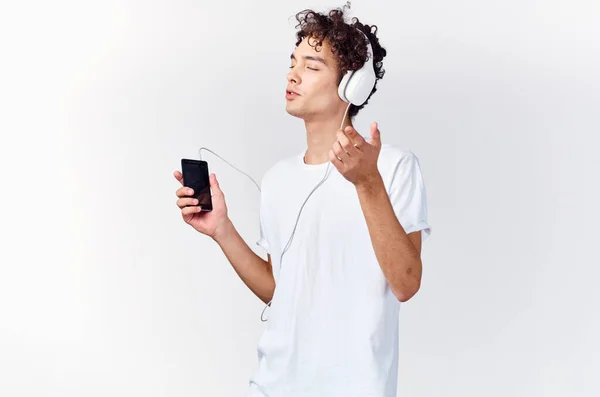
[285, 90, 300, 100]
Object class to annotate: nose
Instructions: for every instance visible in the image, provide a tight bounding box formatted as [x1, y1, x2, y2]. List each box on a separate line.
[287, 67, 300, 85]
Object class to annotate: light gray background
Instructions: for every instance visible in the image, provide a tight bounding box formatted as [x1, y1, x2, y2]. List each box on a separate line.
[1, 0, 599, 396]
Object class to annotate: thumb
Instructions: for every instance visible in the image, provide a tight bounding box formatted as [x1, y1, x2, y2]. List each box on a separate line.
[210, 173, 223, 196]
[370, 122, 381, 148]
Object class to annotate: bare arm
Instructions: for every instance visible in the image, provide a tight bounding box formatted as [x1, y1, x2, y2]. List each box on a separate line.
[355, 174, 422, 302]
[328, 123, 424, 302]
[173, 169, 274, 304]
[213, 220, 275, 304]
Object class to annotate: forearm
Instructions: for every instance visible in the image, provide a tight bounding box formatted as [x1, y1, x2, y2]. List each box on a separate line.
[212, 219, 275, 304]
[355, 175, 422, 301]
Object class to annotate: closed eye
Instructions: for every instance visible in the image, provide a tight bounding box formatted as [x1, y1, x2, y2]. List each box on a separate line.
[288, 66, 319, 71]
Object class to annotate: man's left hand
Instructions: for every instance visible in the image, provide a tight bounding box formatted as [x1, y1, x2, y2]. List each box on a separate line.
[329, 121, 382, 187]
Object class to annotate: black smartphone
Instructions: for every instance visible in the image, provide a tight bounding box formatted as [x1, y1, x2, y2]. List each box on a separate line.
[181, 158, 212, 212]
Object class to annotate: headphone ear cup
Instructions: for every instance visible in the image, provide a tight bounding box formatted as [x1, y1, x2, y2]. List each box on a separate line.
[342, 30, 377, 106]
[345, 70, 376, 106]
[337, 70, 354, 103]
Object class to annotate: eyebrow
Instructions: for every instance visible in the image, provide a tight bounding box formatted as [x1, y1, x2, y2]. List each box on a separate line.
[290, 53, 327, 66]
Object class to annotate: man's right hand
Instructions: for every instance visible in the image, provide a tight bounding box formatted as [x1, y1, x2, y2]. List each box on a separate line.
[174, 170, 231, 240]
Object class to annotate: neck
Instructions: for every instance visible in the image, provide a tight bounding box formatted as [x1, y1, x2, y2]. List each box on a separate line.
[303, 105, 353, 165]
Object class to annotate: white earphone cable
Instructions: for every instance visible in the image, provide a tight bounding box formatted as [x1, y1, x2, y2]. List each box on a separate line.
[198, 147, 262, 192]
[196, 103, 352, 322]
[260, 102, 351, 321]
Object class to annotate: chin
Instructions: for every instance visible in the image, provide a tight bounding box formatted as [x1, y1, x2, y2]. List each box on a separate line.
[285, 104, 305, 119]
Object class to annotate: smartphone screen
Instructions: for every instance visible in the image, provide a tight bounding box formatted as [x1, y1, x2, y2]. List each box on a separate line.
[181, 159, 213, 212]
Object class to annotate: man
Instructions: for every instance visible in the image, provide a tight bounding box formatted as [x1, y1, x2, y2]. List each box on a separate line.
[173, 7, 431, 397]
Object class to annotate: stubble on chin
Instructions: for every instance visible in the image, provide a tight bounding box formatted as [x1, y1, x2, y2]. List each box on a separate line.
[285, 103, 305, 118]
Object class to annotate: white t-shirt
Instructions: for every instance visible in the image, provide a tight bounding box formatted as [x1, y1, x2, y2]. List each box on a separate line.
[247, 142, 431, 397]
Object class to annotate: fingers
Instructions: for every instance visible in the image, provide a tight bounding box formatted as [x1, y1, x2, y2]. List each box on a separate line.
[173, 170, 184, 185]
[181, 205, 202, 215]
[334, 126, 367, 162]
[176, 190, 202, 214]
[344, 126, 366, 150]
[174, 170, 204, 215]
[177, 196, 199, 209]
[336, 129, 355, 156]
[328, 148, 343, 166]
[175, 172, 222, 204]
[332, 140, 346, 162]
[176, 185, 194, 198]
[337, 126, 367, 154]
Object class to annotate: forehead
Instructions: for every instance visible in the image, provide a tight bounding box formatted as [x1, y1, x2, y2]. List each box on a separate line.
[291, 36, 335, 65]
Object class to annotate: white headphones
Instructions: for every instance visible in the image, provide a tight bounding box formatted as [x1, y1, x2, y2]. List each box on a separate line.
[337, 29, 377, 106]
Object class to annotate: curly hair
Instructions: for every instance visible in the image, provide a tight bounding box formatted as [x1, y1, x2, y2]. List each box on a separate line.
[293, 6, 387, 120]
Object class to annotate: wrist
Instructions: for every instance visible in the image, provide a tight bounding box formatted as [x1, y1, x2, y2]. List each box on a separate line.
[212, 218, 234, 244]
[355, 172, 384, 195]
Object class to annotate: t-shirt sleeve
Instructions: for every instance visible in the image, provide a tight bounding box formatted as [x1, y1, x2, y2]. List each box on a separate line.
[256, 177, 271, 252]
[256, 210, 270, 252]
[388, 151, 432, 243]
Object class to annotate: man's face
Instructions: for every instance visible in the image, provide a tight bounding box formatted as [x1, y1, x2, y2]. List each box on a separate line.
[286, 36, 343, 120]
